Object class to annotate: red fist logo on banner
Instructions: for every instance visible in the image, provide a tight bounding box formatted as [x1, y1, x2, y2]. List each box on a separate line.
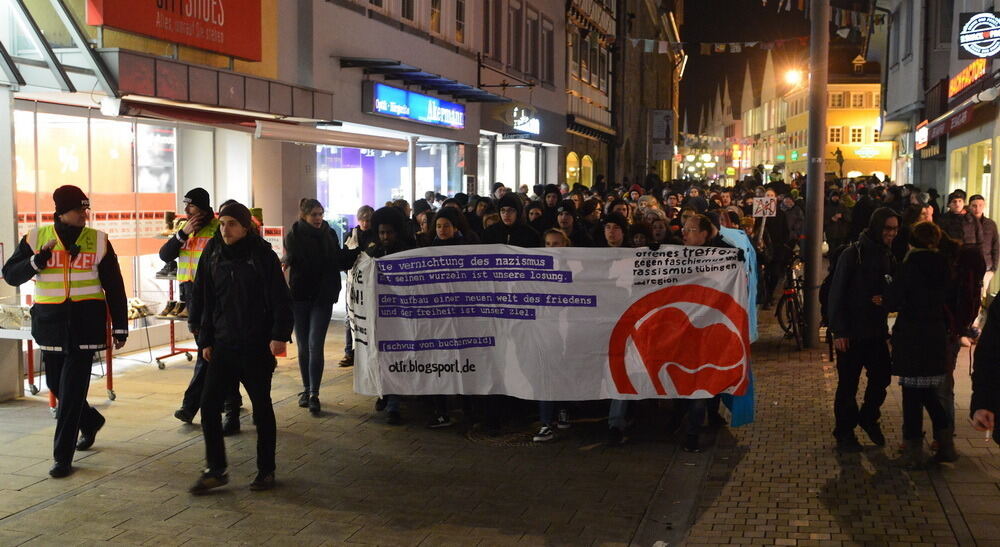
[608, 285, 750, 397]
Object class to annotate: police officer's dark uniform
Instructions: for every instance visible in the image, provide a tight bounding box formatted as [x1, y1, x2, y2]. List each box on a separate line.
[2, 185, 128, 478]
[160, 188, 241, 432]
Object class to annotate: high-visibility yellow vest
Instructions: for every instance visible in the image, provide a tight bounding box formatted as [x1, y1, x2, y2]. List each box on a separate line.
[176, 218, 220, 283]
[28, 225, 107, 304]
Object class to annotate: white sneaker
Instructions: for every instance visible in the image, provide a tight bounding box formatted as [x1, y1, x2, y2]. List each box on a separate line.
[532, 426, 555, 442]
[557, 409, 571, 429]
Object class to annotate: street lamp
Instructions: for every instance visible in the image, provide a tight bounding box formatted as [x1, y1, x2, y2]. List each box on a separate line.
[700, 153, 712, 162]
[784, 69, 804, 86]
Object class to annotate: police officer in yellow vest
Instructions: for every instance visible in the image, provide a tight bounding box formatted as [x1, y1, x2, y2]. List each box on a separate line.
[159, 189, 241, 431]
[2, 185, 128, 478]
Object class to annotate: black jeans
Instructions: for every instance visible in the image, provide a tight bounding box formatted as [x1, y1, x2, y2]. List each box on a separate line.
[293, 300, 333, 395]
[902, 386, 949, 440]
[44, 350, 103, 465]
[181, 353, 243, 417]
[200, 346, 277, 474]
[833, 338, 891, 439]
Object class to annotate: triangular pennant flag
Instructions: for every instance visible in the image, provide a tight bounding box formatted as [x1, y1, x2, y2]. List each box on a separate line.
[643, 39, 655, 53]
[658, 41, 670, 54]
[714, 43, 727, 53]
[630, 38, 640, 47]
[700, 43, 712, 55]
[730, 43, 742, 53]
[745, 42, 758, 48]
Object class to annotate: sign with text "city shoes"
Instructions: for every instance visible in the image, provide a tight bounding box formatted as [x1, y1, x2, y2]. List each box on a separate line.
[959, 12, 1000, 59]
[86, 0, 262, 61]
[363, 82, 466, 130]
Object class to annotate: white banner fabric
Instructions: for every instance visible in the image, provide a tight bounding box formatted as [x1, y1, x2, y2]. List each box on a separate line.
[349, 244, 751, 401]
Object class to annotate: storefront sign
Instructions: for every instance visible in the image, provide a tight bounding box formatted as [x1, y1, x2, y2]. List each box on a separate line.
[948, 58, 988, 98]
[915, 120, 929, 150]
[348, 245, 750, 400]
[959, 12, 1000, 59]
[948, 106, 974, 132]
[790, 150, 799, 161]
[363, 82, 466, 130]
[86, 0, 262, 61]
[262, 226, 284, 258]
[854, 147, 879, 159]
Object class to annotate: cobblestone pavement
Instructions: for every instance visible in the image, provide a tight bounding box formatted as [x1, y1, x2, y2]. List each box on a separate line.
[0, 313, 998, 546]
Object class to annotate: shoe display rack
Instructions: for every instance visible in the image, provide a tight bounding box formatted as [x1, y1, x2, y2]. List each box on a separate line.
[0, 295, 117, 402]
[154, 275, 195, 369]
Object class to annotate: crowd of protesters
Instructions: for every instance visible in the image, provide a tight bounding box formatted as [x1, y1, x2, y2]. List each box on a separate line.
[335, 171, 1000, 468]
[19, 167, 1000, 492]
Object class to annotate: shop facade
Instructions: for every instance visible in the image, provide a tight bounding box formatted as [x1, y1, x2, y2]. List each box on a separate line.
[478, 102, 565, 193]
[0, 0, 333, 400]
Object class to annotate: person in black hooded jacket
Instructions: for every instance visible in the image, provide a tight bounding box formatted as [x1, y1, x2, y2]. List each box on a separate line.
[538, 183, 562, 230]
[187, 202, 293, 494]
[366, 206, 415, 425]
[483, 193, 541, 247]
[284, 198, 349, 414]
[885, 222, 954, 466]
[971, 297, 1000, 444]
[827, 206, 900, 452]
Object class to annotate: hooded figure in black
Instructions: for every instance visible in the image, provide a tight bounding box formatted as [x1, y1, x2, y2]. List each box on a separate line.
[554, 200, 594, 247]
[187, 202, 293, 494]
[538, 183, 562, 230]
[364, 206, 415, 425]
[483, 193, 541, 247]
[827, 206, 901, 452]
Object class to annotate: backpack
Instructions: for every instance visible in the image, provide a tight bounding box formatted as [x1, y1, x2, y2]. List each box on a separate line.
[819, 241, 861, 326]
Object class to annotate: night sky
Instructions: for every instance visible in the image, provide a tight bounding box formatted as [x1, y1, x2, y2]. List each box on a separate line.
[678, 0, 812, 132]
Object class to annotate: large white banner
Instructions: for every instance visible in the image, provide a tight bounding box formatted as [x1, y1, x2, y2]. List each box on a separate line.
[349, 245, 750, 400]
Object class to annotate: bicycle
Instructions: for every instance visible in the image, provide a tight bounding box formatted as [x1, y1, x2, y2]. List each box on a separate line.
[776, 254, 806, 350]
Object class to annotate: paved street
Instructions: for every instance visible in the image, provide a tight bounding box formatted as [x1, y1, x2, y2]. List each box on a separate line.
[0, 313, 999, 546]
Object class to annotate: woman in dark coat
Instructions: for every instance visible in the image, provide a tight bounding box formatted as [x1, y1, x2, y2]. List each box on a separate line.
[284, 199, 347, 414]
[886, 221, 952, 467]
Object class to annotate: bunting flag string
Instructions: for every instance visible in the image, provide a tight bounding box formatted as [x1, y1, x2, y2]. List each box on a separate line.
[627, 36, 812, 55]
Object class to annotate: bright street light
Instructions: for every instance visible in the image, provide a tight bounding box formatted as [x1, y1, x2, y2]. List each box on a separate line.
[784, 69, 804, 86]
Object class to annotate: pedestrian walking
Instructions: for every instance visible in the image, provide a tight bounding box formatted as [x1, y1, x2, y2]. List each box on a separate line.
[164, 189, 242, 432]
[885, 222, 954, 466]
[285, 198, 348, 415]
[2, 185, 128, 478]
[827, 207, 900, 452]
[187, 202, 293, 494]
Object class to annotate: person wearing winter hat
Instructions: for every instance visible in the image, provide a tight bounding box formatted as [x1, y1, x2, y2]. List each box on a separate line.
[3, 185, 129, 478]
[537, 184, 562, 230]
[483, 193, 541, 247]
[602, 213, 629, 248]
[186, 200, 293, 494]
[161, 189, 242, 429]
[365, 206, 416, 425]
[555, 199, 594, 247]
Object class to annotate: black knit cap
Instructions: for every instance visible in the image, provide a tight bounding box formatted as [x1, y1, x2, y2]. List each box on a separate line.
[604, 212, 629, 234]
[556, 199, 576, 216]
[53, 185, 90, 215]
[183, 188, 211, 211]
[219, 202, 253, 231]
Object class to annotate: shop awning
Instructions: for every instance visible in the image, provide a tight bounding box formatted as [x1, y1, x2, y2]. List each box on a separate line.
[0, 0, 117, 96]
[339, 58, 511, 103]
[254, 121, 409, 152]
[567, 115, 615, 143]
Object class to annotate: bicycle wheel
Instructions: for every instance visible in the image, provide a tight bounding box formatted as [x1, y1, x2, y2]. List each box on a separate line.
[789, 297, 805, 350]
[776, 296, 793, 336]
